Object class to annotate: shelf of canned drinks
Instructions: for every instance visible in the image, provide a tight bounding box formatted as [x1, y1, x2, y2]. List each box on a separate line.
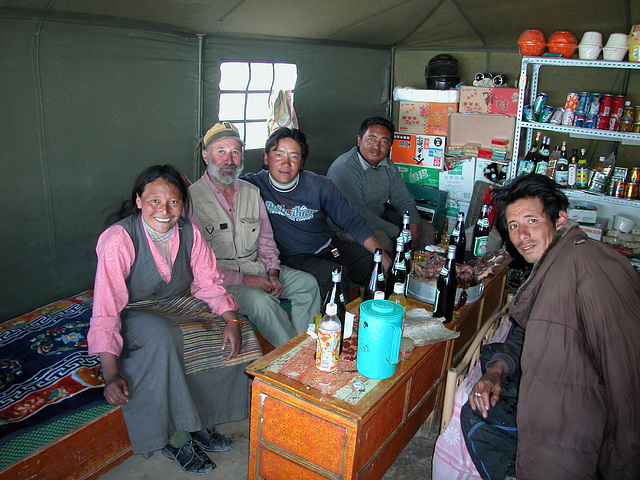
[521, 56, 640, 70]
[519, 121, 640, 146]
[563, 188, 640, 207]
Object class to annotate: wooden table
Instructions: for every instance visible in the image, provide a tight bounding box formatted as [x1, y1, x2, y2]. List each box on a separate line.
[246, 261, 509, 480]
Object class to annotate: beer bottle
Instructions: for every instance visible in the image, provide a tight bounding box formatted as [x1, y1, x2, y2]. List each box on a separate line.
[554, 144, 570, 186]
[520, 132, 540, 175]
[534, 136, 550, 175]
[386, 237, 407, 298]
[472, 204, 490, 258]
[450, 211, 466, 264]
[401, 212, 413, 274]
[434, 245, 457, 323]
[321, 266, 346, 353]
[363, 248, 385, 301]
[316, 302, 341, 372]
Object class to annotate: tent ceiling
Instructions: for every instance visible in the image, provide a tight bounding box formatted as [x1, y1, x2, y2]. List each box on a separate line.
[2, 0, 637, 49]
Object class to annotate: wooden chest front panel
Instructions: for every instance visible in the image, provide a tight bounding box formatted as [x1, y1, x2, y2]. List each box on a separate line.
[258, 448, 333, 480]
[406, 341, 446, 414]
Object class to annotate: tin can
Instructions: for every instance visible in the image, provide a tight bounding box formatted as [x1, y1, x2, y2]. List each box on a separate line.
[630, 167, 640, 184]
[585, 114, 597, 129]
[597, 115, 610, 130]
[599, 94, 613, 116]
[621, 120, 633, 132]
[539, 105, 554, 123]
[608, 115, 621, 131]
[523, 105, 534, 122]
[614, 181, 626, 197]
[577, 92, 590, 112]
[574, 111, 586, 127]
[626, 182, 639, 199]
[612, 95, 626, 117]
[533, 93, 548, 114]
[588, 93, 602, 115]
[562, 109, 575, 126]
[633, 122, 640, 133]
[622, 105, 636, 123]
[549, 107, 564, 124]
[564, 92, 579, 111]
[493, 74, 508, 86]
[635, 107, 640, 123]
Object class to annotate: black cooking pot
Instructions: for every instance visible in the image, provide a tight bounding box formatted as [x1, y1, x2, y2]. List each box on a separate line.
[425, 54, 461, 90]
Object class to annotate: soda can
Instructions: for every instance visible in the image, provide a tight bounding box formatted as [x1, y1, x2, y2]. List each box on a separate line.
[622, 105, 636, 122]
[599, 94, 613, 116]
[585, 114, 597, 129]
[549, 107, 564, 124]
[523, 105, 534, 122]
[612, 95, 626, 117]
[493, 74, 508, 86]
[621, 120, 633, 132]
[608, 115, 620, 131]
[562, 109, 575, 126]
[588, 93, 602, 115]
[577, 92, 589, 112]
[626, 182, 639, 199]
[597, 114, 610, 130]
[539, 105, 554, 123]
[635, 106, 640, 123]
[630, 167, 640, 184]
[533, 93, 548, 114]
[574, 111, 586, 127]
[633, 122, 640, 133]
[564, 92, 579, 111]
[610, 180, 623, 197]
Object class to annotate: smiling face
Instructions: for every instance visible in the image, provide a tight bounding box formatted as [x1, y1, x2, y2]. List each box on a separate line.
[506, 197, 567, 264]
[357, 124, 393, 167]
[263, 137, 303, 184]
[135, 178, 184, 234]
[203, 137, 244, 186]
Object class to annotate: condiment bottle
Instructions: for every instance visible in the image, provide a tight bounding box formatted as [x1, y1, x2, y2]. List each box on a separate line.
[321, 266, 346, 353]
[316, 302, 341, 372]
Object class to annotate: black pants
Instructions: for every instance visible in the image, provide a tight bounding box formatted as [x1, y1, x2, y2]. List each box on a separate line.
[460, 343, 521, 480]
[281, 235, 373, 300]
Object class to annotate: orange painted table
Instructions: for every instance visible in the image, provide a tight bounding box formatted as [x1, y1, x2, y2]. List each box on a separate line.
[246, 261, 509, 480]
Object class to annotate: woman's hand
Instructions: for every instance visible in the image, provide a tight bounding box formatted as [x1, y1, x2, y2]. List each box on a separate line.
[221, 311, 243, 360]
[104, 374, 130, 405]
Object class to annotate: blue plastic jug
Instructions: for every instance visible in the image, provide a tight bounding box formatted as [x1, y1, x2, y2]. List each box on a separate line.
[357, 300, 405, 379]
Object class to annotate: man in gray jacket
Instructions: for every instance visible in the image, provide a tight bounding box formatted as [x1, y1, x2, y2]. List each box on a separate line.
[462, 174, 640, 480]
[327, 117, 434, 252]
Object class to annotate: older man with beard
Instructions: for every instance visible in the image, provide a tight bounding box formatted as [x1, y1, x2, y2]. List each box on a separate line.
[188, 123, 321, 347]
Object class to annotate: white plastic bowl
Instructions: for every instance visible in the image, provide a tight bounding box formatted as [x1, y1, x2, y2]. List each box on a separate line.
[612, 215, 636, 233]
[605, 33, 629, 48]
[579, 43, 601, 60]
[603, 46, 628, 61]
[581, 31, 602, 46]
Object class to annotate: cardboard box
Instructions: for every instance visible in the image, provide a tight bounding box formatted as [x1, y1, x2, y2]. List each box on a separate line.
[391, 133, 446, 169]
[579, 217, 609, 241]
[448, 113, 516, 150]
[567, 203, 598, 224]
[396, 164, 439, 188]
[397, 101, 458, 136]
[439, 159, 476, 202]
[393, 87, 460, 103]
[459, 86, 520, 117]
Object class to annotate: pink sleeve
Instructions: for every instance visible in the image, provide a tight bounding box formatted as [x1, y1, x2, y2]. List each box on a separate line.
[87, 226, 133, 357]
[189, 225, 240, 314]
[256, 197, 281, 273]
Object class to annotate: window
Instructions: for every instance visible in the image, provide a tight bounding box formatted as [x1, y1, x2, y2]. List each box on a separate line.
[218, 62, 298, 150]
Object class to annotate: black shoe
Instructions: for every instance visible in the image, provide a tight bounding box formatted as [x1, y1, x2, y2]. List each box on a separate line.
[192, 426, 234, 453]
[162, 441, 216, 474]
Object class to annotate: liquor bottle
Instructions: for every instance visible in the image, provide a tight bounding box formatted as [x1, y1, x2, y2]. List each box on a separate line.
[316, 302, 341, 372]
[576, 148, 589, 189]
[401, 212, 412, 275]
[546, 144, 561, 179]
[472, 204, 490, 258]
[386, 237, 407, 298]
[321, 266, 346, 353]
[363, 248, 385, 301]
[555, 144, 570, 187]
[520, 132, 540, 175]
[388, 282, 407, 308]
[534, 136, 550, 175]
[434, 245, 457, 323]
[567, 150, 578, 188]
[450, 211, 466, 264]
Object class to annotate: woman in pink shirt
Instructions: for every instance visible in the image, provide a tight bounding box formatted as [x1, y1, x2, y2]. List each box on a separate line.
[88, 164, 252, 474]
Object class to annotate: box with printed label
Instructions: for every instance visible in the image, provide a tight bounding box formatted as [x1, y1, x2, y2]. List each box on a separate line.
[458, 86, 519, 117]
[395, 164, 439, 188]
[390, 133, 446, 169]
[579, 217, 609, 241]
[397, 101, 458, 135]
[438, 160, 476, 202]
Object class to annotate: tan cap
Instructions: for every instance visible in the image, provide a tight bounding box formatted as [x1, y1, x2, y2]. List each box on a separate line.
[203, 122, 244, 147]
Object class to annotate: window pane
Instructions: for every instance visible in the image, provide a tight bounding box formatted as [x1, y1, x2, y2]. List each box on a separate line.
[219, 62, 249, 90]
[218, 93, 246, 121]
[274, 63, 298, 90]
[248, 63, 274, 91]
[246, 93, 270, 120]
[235, 122, 246, 143]
[245, 122, 268, 150]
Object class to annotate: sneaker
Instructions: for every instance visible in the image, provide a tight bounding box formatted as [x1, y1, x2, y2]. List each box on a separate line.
[162, 441, 216, 474]
[192, 426, 234, 453]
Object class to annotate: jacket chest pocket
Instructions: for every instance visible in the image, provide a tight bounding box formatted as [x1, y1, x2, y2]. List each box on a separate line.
[205, 226, 235, 260]
[239, 218, 261, 254]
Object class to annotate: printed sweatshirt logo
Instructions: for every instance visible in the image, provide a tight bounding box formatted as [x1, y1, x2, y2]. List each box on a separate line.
[265, 201, 318, 222]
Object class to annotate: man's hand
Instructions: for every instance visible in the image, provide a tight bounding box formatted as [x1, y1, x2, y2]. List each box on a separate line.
[468, 361, 508, 418]
[267, 269, 283, 298]
[221, 311, 243, 360]
[241, 274, 279, 297]
[103, 375, 130, 405]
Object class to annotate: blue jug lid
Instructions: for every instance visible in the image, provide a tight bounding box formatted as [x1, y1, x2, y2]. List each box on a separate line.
[360, 299, 405, 318]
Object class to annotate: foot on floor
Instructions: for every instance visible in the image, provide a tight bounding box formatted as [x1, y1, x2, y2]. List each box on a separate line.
[162, 441, 216, 474]
[192, 426, 235, 453]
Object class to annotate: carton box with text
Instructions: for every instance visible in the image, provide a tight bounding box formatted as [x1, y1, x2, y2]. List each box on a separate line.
[448, 113, 516, 150]
[579, 217, 609, 241]
[391, 133, 446, 169]
[397, 101, 458, 136]
[396, 164, 439, 188]
[459, 86, 520, 117]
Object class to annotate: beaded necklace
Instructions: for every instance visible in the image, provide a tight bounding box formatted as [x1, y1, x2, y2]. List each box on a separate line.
[142, 219, 176, 269]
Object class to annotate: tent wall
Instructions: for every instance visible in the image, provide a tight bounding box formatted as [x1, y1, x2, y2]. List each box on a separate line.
[0, 18, 391, 321]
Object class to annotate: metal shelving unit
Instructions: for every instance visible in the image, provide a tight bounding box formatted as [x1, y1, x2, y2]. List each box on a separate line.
[510, 56, 640, 210]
